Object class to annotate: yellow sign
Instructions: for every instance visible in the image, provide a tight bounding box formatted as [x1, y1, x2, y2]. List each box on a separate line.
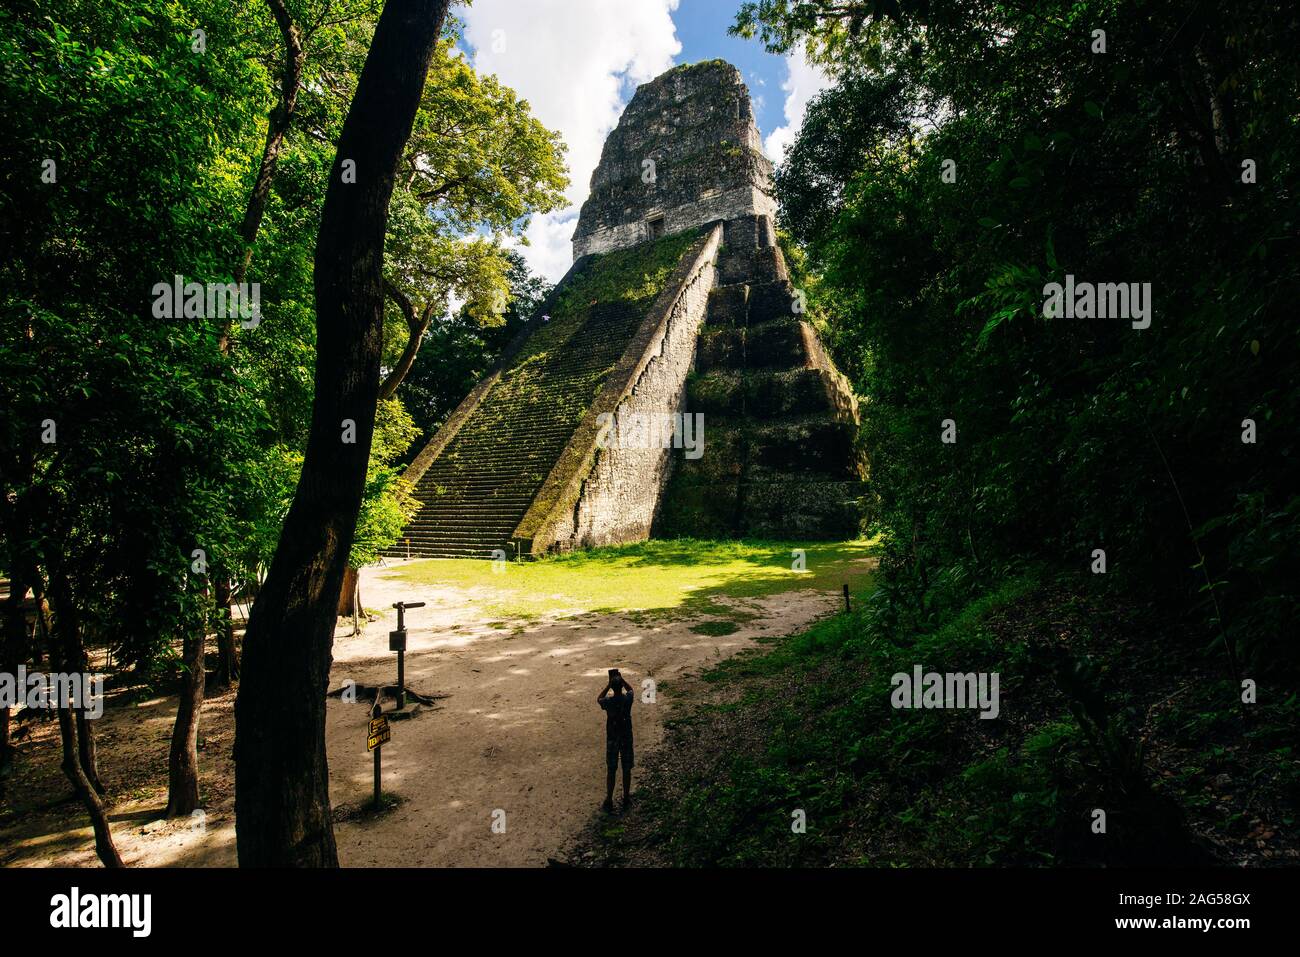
[367, 715, 391, 751]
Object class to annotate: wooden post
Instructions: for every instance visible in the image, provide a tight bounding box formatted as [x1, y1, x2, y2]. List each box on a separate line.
[842, 583, 851, 614]
[371, 700, 382, 808]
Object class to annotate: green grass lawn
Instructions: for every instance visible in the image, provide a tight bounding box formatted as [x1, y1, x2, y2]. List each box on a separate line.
[383, 538, 877, 620]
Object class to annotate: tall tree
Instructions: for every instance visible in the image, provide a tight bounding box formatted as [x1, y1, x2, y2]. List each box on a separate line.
[379, 38, 567, 392]
[334, 39, 567, 615]
[740, 0, 1300, 671]
[229, 0, 307, 292]
[1, 0, 266, 852]
[234, 0, 451, 867]
[44, 570, 123, 866]
[227, 0, 386, 295]
[165, 577, 206, 817]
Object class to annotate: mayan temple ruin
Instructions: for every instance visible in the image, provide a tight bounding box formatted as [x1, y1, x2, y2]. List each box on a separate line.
[391, 60, 864, 559]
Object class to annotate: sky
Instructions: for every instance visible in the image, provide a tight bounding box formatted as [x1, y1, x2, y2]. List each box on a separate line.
[457, 0, 832, 284]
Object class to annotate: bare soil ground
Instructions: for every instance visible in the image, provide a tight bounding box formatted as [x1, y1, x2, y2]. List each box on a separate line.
[0, 560, 855, 868]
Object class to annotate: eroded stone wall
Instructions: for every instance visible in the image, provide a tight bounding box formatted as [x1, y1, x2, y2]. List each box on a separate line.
[511, 226, 723, 554]
[541, 245, 718, 549]
[572, 60, 775, 260]
[653, 215, 867, 540]
[397, 57, 865, 559]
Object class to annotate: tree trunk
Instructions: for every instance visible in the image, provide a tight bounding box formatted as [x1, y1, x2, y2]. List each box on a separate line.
[55, 699, 124, 866]
[378, 280, 437, 401]
[337, 566, 361, 618]
[1, 573, 27, 773]
[0, 706, 10, 776]
[42, 576, 123, 867]
[30, 603, 43, 665]
[74, 702, 103, 796]
[166, 622, 205, 816]
[69, 638, 103, 798]
[47, 568, 105, 796]
[234, 0, 450, 868]
[333, 285, 434, 617]
[213, 576, 240, 688]
[342, 289, 428, 622]
[232, 0, 306, 287]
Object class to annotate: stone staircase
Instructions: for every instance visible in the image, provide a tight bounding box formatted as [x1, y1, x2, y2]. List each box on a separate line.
[387, 215, 863, 560]
[389, 301, 645, 558]
[654, 215, 864, 539]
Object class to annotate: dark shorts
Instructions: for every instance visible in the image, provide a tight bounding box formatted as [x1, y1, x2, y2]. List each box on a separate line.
[606, 735, 634, 770]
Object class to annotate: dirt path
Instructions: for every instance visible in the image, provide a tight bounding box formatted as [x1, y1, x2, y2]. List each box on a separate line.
[0, 561, 850, 868]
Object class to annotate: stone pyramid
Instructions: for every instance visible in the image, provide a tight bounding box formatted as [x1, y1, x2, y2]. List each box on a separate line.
[388, 61, 863, 559]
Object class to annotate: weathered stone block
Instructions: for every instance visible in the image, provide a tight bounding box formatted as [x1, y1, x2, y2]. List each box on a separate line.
[653, 483, 741, 539]
[747, 419, 860, 476]
[696, 321, 807, 372]
[747, 280, 798, 322]
[706, 285, 750, 327]
[689, 368, 833, 418]
[572, 60, 776, 260]
[717, 247, 757, 285]
[723, 213, 777, 249]
[740, 479, 867, 539]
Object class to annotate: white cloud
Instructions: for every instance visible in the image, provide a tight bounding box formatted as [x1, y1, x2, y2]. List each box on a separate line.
[763, 46, 832, 165]
[515, 212, 580, 285]
[461, 0, 681, 283]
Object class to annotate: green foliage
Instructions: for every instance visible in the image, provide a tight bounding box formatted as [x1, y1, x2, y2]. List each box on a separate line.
[0, 0, 568, 682]
[0, 0, 268, 670]
[731, 0, 907, 72]
[758, 0, 1300, 674]
[350, 399, 421, 567]
[381, 37, 568, 366]
[636, 573, 1294, 866]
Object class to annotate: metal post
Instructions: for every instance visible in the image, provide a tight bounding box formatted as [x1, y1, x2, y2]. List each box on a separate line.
[394, 601, 406, 710]
[396, 647, 406, 710]
[390, 601, 424, 711]
[843, 583, 851, 614]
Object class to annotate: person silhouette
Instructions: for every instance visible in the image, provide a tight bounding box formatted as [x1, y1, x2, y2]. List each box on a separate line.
[597, 668, 635, 811]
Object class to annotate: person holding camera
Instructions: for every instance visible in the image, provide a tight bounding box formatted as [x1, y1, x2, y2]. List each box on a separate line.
[597, 668, 635, 812]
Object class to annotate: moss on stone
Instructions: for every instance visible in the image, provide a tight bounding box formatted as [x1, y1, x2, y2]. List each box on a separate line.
[407, 228, 706, 553]
[552, 228, 700, 317]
